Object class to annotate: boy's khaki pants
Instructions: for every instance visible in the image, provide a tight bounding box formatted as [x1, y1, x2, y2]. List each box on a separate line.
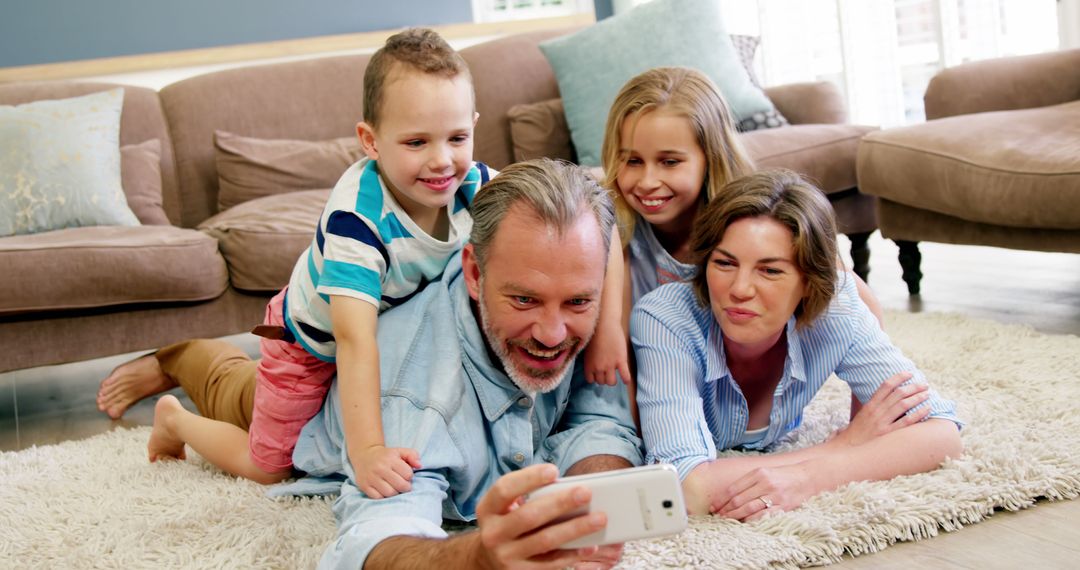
[156, 339, 258, 430]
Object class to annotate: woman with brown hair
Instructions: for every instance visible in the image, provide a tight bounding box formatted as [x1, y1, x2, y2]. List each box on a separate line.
[632, 169, 963, 520]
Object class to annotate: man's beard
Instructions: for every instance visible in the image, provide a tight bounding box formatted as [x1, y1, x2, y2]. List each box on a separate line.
[477, 281, 593, 394]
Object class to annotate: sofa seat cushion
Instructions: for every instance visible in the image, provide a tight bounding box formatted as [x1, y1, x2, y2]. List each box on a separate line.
[199, 189, 329, 292]
[739, 124, 878, 194]
[0, 225, 227, 315]
[858, 100, 1080, 229]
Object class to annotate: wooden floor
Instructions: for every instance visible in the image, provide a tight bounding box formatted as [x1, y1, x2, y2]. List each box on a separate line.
[2, 233, 1079, 567]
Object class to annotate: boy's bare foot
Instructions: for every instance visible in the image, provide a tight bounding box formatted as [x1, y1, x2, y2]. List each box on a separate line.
[97, 353, 176, 419]
[148, 395, 187, 462]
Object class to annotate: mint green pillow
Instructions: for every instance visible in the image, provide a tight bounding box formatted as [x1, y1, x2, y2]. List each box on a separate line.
[0, 88, 138, 237]
[539, 0, 775, 166]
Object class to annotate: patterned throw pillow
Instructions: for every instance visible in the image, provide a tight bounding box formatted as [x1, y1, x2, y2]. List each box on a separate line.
[730, 34, 765, 88]
[729, 34, 790, 132]
[0, 89, 139, 237]
[737, 108, 790, 132]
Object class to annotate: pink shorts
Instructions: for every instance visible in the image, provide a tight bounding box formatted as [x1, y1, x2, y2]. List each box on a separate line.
[249, 288, 336, 473]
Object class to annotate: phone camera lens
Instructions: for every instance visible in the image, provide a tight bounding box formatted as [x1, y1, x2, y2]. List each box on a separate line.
[662, 500, 673, 509]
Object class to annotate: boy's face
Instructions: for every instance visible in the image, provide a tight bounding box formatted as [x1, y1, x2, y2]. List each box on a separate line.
[357, 71, 478, 225]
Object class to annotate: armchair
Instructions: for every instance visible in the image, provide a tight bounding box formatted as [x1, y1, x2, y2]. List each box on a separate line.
[856, 48, 1080, 294]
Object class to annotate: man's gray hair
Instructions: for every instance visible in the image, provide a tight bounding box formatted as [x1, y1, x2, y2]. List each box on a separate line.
[470, 159, 615, 269]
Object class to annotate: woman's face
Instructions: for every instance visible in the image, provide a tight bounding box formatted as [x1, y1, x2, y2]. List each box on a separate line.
[706, 216, 807, 352]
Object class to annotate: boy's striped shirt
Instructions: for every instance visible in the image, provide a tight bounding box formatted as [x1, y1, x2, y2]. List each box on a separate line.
[283, 157, 491, 361]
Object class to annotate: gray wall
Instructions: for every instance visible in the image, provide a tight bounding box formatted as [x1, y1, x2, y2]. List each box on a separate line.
[1, 0, 474, 68]
[593, 0, 614, 20]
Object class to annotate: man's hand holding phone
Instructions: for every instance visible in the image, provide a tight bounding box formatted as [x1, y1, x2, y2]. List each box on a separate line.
[473, 463, 687, 569]
[475, 463, 620, 570]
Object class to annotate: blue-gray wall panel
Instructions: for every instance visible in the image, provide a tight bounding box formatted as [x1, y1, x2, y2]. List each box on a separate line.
[593, 0, 614, 20]
[1, 1, 474, 67]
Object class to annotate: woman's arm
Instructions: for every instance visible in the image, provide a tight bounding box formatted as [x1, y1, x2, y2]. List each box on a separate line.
[682, 372, 961, 517]
[630, 290, 715, 482]
[708, 418, 961, 520]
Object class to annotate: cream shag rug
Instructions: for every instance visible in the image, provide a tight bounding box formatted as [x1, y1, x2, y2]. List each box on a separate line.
[3, 311, 1079, 569]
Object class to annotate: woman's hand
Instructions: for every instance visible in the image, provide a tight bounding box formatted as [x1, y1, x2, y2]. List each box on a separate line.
[709, 462, 818, 521]
[831, 372, 931, 448]
[709, 373, 934, 520]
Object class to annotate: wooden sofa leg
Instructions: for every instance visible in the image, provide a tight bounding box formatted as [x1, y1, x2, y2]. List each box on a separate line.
[895, 240, 923, 295]
[847, 231, 872, 283]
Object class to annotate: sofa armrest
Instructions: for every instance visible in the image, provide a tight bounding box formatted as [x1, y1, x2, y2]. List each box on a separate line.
[924, 48, 1080, 120]
[764, 81, 848, 125]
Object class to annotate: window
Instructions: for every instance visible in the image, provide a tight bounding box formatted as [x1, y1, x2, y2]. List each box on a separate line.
[629, 0, 1060, 124]
[472, 0, 595, 23]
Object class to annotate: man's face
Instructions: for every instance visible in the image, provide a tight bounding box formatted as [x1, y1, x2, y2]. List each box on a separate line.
[464, 203, 607, 393]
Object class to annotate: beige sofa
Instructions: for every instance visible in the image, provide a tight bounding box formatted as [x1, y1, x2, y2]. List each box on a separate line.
[0, 28, 876, 373]
[857, 48, 1080, 294]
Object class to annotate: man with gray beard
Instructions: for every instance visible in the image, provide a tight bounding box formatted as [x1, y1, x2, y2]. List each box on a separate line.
[293, 158, 642, 569]
[102, 159, 642, 569]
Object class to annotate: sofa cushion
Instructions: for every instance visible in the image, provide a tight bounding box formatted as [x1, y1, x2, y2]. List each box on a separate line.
[199, 189, 329, 292]
[0, 89, 139, 237]
[763, 82, 848, 126]
[121, 139, 170, 225]
[0, 225, 227, 315]
[507, 98, 576, 163]
[538, 0, 776, 166]
[858, 100, 1080, 229]
[215, 131, 363, 211]
[740, 124, 878, 194]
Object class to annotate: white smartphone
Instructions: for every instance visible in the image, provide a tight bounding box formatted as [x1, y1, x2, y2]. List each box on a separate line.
[525, 464, 688, 548]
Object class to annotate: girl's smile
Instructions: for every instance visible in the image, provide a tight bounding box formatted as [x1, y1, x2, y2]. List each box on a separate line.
[616, 107, 707, 238]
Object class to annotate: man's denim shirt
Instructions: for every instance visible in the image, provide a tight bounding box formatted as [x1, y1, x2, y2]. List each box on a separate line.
[276, 253, 644, 569]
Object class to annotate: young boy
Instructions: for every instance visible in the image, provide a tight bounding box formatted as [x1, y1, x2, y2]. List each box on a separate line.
[138, 29, 489, 496]
[253, 28, 492, 495]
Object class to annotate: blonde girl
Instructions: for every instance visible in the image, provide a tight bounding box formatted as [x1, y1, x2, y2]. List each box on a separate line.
[601, 67, 754, 308]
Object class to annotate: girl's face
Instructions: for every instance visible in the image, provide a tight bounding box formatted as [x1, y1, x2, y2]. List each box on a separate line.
[615, 108, 707, 235]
